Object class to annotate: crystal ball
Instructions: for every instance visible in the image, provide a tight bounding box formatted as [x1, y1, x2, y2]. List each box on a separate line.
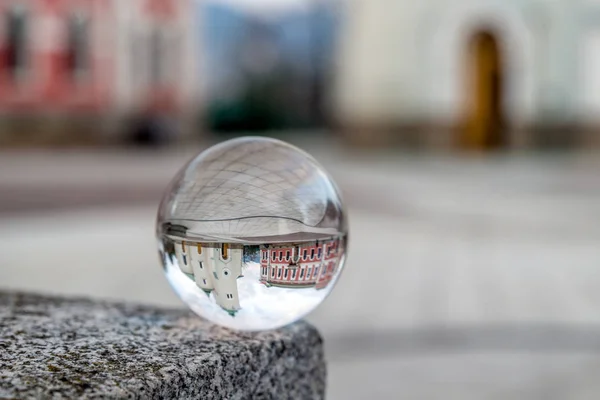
[156, 137, 348, 331]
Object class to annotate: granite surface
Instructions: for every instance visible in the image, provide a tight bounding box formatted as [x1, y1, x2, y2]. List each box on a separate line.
[0, 291, 326, 399]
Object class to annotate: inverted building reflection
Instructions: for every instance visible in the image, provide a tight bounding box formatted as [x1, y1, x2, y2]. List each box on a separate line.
[259, 238, 344, 290]
[172, 237, 345, 317]
[174, 242, 244, 316]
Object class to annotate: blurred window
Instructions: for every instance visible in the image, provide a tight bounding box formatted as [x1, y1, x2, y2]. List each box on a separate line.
[300, 269, 305, 278]
[66, 14, 89, 80]
[150, 28, 168, 84]
[5, 6, 29, 79]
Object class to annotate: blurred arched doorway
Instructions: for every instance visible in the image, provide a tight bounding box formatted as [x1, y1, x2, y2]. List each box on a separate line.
[460, 30, 505, 150]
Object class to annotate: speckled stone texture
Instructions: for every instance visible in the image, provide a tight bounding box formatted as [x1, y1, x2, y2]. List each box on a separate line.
[0, 291, 326, 399]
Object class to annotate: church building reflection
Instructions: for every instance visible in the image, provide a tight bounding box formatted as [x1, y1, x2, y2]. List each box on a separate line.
[173, 236, 345, 317]
[174, 242, 243, 316]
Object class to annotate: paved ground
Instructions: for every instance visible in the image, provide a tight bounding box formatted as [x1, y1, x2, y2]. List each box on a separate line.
[2, 141, 600, 398]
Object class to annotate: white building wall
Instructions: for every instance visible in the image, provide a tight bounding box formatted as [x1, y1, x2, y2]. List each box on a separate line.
[334, 0, 425, 124]
[174, 242, 193, 274]
[179, 0, 201, 114]
[190, 244, 213, 292]
[334, 0, 596, 131]
[211, 247, 243, 313]
[175, 243, 244, 312]
[580, 28, 600, 124]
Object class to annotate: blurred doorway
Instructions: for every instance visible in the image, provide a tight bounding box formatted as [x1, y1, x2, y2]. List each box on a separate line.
[460, 30, 505, 150]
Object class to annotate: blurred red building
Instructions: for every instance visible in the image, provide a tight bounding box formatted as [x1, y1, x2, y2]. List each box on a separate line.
[0, 0, 199, 145]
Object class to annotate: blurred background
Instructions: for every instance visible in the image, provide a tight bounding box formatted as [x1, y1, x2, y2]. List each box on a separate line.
[2, 0, 600, 398]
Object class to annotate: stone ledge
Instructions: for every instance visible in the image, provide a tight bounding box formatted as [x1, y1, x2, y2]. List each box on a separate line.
[0, 291, 326, 399]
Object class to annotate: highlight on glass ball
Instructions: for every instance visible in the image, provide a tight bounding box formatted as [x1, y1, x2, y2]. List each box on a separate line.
[156, 137, 348, 331]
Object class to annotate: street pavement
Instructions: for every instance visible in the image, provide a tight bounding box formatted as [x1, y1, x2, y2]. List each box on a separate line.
[2, 142, 600, 398]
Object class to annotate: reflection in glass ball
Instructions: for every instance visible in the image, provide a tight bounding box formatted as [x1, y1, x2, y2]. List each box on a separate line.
[157, 137, 348, 331]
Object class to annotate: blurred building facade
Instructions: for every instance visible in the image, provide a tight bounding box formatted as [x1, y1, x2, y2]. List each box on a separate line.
[0, 0, 199, 146]
[333, 0, 600, 150]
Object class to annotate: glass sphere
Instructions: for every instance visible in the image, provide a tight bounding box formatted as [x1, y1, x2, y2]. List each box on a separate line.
[156, 137, 348, 331]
